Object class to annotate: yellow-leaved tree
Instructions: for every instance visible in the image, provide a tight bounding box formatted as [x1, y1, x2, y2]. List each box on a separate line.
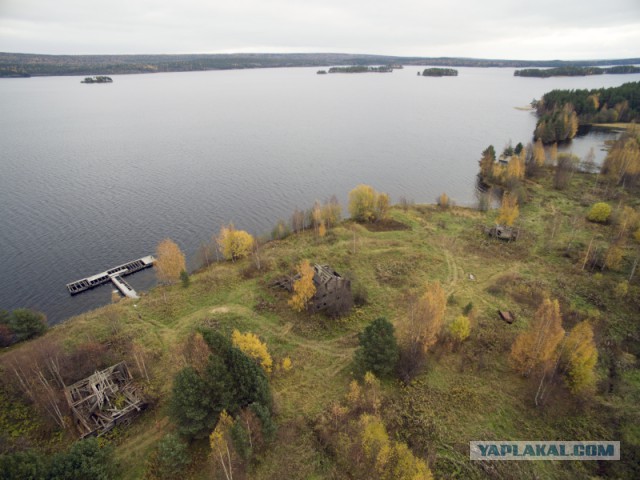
[349, 185, 390, 223]
[562, 321, 598, 394]
[510, 298, 565, 377]
[410, 281, 447, 352]
[209, 410, 235, 480]
[288, 260, 316, 312]
[155, 238, 186, 284]
[216, 223, 254, 261]
[533, 138, 546, 167]
[349, 184, 377, 222]
[359, 414, 433, 480]
[496, 192, 519, 226]
[506, 155, 525, 183]
[231, 329, 273, 373]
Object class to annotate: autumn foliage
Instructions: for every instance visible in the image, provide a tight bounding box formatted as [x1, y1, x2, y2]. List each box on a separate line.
[216, 224, 254, 261]
[496, 192, 519, 226]
[562, 321, 598, 394]
[288, 260, 316, 312]
[510, 298, 565, 376]
[349, 185, 391, 223]
[155, 238, 186, 284]
[232, 329, 273, 373]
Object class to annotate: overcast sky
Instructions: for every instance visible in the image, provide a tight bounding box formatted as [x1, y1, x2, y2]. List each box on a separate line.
[1, 0, 639, 59]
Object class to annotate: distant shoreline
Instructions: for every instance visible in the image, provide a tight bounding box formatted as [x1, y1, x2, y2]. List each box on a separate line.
[2, 52, 640, 78]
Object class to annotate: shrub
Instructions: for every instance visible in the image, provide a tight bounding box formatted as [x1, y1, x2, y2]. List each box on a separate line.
[8, 309, 47, 342]
[146, 433, 190, 480]
[587, 202, 612, 223]
[449, 316, 471, 342]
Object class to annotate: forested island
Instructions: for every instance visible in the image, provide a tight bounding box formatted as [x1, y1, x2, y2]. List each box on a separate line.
[421, 68, 458, 77]
[1, 51, 639, 77]
[1, 124, 640, 478]
[327, 65, 392, 73]
[534, 81, 640, 143]
[515, 65, 640, 78]
[80, 76, 113, 83]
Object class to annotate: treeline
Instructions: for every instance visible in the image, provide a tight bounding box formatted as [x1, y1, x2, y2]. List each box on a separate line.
[534, 81, 640, 143]
[515, 65, 640, 77]
[420, 68, 458, 77]
[2, 52, 639, 77]
[328, 65, 393, 73]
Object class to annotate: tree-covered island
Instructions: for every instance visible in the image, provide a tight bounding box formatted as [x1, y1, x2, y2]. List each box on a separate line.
[420, 68, 458, 77]
[80, 76, 113, 83]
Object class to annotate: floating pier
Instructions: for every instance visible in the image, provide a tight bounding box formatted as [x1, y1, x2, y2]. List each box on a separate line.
[66, 255, 155, 299]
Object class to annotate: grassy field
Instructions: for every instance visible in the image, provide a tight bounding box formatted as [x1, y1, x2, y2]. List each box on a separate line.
[1, 168, 639, 479]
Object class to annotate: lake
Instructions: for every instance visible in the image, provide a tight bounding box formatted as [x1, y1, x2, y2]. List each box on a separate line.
[1, 67, 639, 324]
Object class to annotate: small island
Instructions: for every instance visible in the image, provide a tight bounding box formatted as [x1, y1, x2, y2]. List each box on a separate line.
[420, 68, 458, 77]
[81, 76, 113, 84]
[327, 65, 392, 74]
[316, 70, 327, 75]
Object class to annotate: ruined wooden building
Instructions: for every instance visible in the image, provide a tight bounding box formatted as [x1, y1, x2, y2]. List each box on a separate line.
[274, 264, 353, 316]
[64, 362, 145, 438]
[484, 224, 519, 241]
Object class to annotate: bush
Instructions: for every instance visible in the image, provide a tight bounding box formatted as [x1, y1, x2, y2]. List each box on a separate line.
[8, 309, 47, 343]
[354, 317, 399, 378]
[449, 316, 471, 342]
[49, 438, 116, 480]
[0, 450, 47, 480]
[587, 202, 612, 223]
[146, 433, 190, 479]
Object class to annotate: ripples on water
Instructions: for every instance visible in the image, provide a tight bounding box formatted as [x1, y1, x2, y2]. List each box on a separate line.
[0, 67, 636, 324]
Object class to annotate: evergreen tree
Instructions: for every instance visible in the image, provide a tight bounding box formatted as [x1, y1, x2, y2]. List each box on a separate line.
[355, 317, 399, 378]
[170, 360, 231, 439]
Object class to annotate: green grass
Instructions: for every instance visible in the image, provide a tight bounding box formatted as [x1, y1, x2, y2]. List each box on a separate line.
[2, 168, 640, 479]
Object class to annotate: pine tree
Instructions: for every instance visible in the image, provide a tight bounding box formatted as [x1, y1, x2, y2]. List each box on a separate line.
[355, 317, 399, 378]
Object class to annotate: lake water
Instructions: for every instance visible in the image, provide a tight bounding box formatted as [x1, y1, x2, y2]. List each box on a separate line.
[2, 67, 639, 324]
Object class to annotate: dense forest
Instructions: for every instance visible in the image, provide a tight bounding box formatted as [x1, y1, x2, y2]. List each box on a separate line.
[534, 81, 640, 143]
[420, 68, 458, 77]
[1, 52, 639, 77]
[515, 65, 640, 78]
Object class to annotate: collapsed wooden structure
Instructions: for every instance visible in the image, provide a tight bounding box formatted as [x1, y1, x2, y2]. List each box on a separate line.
[273, 264, 353, 316]
[64, 362, 145, 438]
[484, 225, 520, 241]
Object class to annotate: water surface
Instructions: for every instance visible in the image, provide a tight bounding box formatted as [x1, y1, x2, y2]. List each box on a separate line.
[1, 67, 638, 323]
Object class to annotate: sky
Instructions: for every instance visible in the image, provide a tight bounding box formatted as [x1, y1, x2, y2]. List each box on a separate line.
[1, 0, 639, 60]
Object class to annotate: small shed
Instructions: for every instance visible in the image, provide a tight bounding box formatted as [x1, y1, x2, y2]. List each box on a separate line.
[64, 362, 145, 438]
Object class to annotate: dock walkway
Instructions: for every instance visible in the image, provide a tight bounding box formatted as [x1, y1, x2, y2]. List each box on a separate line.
[66, 256, 155, 299]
